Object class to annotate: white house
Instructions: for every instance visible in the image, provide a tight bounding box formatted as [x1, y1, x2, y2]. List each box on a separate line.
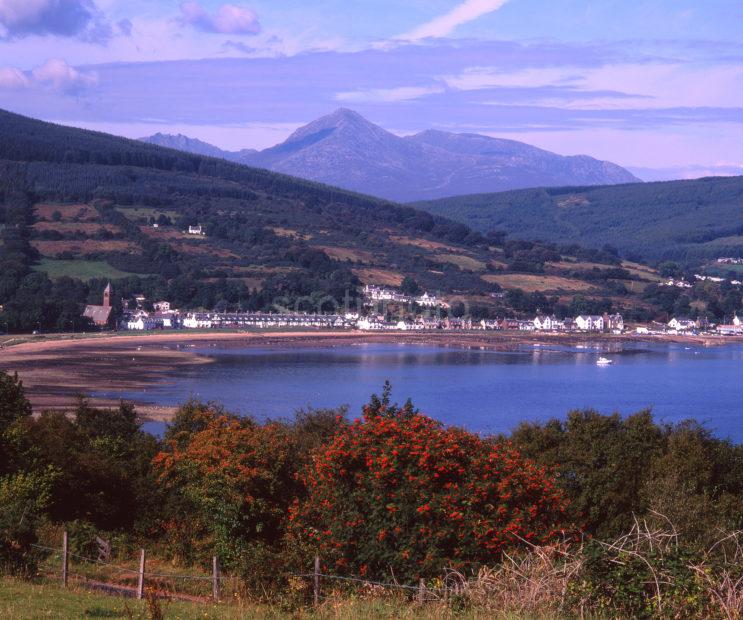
[183, 313, 213, 328]
[152, 312, 175, 328]
[717, 324, 743, 335]
[575, 315, 604, 331]
[357, 317, 388, 330]
[187, 225, 204, 235]
[663, 278, 692, 289]
[362, 284, 429, 306]
[415, 292, 442, 308]
[668, 317, 697, 331]
[533, 315, 563, 331]
[126, 316, 161, 330]
[395, 320, 422, 331]
[153, 300, 171, 312]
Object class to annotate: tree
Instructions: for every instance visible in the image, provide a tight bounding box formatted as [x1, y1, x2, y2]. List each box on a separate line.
[289, 387, 568, 581]
[510, 410, 663, 538]
[13, 400, 160, 531]
[153, 409, 302, 577]
[0, 371, 32, 433]
[400, 276, 421, 296]
[658, 261, 682, 279]
[0, 469, 56, 575]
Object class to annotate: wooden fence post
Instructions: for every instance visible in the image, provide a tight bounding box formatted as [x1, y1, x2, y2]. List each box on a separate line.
[212, 556, 220, 602]
[418, 578, 425, 604]
[61, 531, 68, 587]
[313, 555, 320, 606]
[136, 548, 146, 600]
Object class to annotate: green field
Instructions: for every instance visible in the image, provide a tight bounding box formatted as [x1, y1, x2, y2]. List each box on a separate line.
[0, 578, 275, 619]
[34, 259, 143, 281]
[0, 578, 501, 619]
[115, 206, 180, 221]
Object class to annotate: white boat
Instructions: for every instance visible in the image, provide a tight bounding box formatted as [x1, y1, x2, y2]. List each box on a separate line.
[596, 357, 613, 366]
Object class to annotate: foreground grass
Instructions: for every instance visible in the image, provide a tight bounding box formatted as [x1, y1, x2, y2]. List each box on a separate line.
[0, 578, 255, 619]
[0, 577, 568, 619]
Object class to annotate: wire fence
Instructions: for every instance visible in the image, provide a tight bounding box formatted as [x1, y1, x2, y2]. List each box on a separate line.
[33, 535, 460, 607]
[31, 537, 220, 602]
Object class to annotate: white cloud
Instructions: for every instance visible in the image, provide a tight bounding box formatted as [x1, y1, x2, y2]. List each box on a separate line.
[0, 66, 30, 88]
[335, 85, 444, 103]
[179, 2, 260, 35]
[32, 57, 97, 89]
[440, 62, 743, 110]
[400, 0, 510, 41]
[0, 57, 96, 91]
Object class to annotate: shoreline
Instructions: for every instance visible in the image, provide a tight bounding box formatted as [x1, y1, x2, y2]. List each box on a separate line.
[1, 329, 739, 422]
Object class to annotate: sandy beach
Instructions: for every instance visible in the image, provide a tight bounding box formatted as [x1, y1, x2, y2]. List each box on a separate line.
[0, 329, 737, 421]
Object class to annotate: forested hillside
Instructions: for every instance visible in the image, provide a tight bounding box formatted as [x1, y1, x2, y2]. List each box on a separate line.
[1, 109, 737, 332]
[414, 176, 743, 262]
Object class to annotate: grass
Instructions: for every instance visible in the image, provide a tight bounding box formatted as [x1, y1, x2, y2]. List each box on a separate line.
[115, 207, 179, 222]
[351, 268, 404, 287]
[0, 578, 276, 619]
[35, 203, 99, 222]
[389, 235, 459, 253]
[481, 274, 595, 293]
[0, 577, 535, 619]
[31, 240, 141, 257]
[272, 227, 311, 240]
[433, 254, 487, 272]
[33, 222, 122, 235]
[707, 262, 743, 275]
[620, 261, 664, 282]
[314, 245, 375, 264]
[33, 259, 143, 281]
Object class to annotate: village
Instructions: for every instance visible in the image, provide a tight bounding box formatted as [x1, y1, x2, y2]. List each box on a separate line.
[80, 282, 743, 338]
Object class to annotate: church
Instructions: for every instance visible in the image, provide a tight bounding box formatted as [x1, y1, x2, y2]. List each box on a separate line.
[83, 282, 115, 328]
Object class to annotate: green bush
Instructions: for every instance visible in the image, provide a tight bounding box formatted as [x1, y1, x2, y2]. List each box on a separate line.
[0, 469, 56, 576]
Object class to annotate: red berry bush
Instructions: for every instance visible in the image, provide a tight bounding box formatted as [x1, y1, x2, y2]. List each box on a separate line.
[290, 386, 569, 582]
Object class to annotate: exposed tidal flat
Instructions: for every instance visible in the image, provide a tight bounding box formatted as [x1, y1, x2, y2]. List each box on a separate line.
[3, 330, 742, 442]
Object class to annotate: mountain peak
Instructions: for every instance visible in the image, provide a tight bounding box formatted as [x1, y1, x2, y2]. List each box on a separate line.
[140, 132, 228, 158]
[267, 107, 396, 157]
[328, 107, 366, 122]
[287, 107, 376, 138]
[141, 109, 639, 201]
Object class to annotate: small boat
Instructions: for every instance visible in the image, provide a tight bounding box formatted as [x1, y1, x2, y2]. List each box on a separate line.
[596, 357, 613, 366]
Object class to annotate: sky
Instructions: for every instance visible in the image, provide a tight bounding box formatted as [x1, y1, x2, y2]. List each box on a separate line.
[1, 0, 742, 179]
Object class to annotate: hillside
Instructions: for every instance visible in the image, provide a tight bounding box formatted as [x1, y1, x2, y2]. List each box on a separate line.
[10, 108, 735, 333]
[414, 176, 743, 262]
[141, 108, 638, 202]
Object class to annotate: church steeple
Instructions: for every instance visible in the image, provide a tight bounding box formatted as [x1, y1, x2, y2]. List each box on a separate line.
[103, 282, 112, 308]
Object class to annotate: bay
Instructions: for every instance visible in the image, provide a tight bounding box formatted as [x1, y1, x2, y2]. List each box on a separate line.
[96, 342, 743, 441]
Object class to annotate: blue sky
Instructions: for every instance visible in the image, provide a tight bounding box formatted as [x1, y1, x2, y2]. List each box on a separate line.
[1, 0, 742, 177]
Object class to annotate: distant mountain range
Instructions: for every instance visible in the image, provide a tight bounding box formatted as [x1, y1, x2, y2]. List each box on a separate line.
[140, 108, 639, 202]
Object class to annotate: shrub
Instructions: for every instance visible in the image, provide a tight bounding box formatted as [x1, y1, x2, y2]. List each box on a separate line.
[0, 468, 56, 576]
[0, 371, 32, 435]
[153, 409, 302, 582]
[569, 520, 713, 619]
[289, 386, 569, 582]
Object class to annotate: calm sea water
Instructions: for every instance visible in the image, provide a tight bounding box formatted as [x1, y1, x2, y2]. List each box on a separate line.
[98, 342, 743, 442]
